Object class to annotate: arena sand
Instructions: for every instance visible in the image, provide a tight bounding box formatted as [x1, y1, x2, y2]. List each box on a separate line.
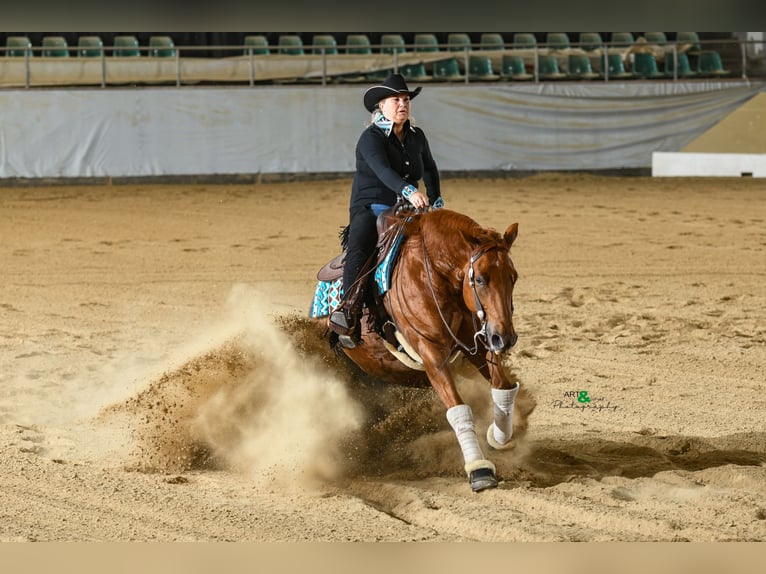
[1, 175, 764, 551]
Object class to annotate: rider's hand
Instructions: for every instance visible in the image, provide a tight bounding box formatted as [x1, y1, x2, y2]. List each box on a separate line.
[409, 191, 429, 209]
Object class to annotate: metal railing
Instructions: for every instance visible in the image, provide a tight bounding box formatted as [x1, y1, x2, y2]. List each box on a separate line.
[1, 37, 763, 89]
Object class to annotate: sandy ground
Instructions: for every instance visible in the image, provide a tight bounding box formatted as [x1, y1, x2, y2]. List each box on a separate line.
[1, 174, 765, 548]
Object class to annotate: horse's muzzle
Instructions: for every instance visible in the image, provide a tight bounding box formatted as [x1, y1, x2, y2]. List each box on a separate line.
[487, 325, 518, 354]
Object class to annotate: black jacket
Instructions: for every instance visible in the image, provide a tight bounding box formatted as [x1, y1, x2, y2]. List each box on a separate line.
[349, 120, 441, 212]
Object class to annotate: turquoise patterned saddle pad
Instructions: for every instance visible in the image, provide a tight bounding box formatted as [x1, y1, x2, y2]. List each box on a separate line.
[309, 232, 404, 318]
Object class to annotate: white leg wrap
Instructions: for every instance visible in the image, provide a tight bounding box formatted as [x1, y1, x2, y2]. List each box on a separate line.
[446, 404, 486, 470]
[489, 383, 520, 447]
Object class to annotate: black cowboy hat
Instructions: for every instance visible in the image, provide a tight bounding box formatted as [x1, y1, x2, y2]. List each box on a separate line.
[363, 73, 422, 113]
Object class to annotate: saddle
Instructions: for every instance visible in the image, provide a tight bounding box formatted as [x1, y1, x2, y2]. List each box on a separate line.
[316, 202, 409, 283]
[315, 202, 427, 363]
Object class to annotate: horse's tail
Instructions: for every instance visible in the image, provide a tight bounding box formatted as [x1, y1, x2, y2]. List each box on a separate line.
[338, 225, 349, 251]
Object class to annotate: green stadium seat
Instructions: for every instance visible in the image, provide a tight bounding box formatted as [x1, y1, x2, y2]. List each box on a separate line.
[537, 54, 567, 79]
[113, 35, 141, 57]
[432, 57, 464, 81]
[632, 52, 664, 78]
[567, 53, 599, 79]
[500, 54, 533, 80]
[368, 36, 394, 80]
[697, 50, 731, 77]
[380, 34, 406, 54]
[366, 69, 394, 81]
[600, 53, 634, 79]
[676, 31, 702, 54]
[579, 32, 603, 52]
[513, 33, 537, 49]
[546, 32, 570, 51]
[335, 35, 372, 83]
[360, 34, 396, 82]
[311, 34, 338, 55]
[610, 32, 635, 47]
[468, 54, 500, 81]
[243, 35, 269, 55]
[345, 34, 372, 54]
[480, 33, 505, 50]
[447, 33, 472, 52]
[664, 51, 696, 78]
[149, 36, 176, 58]
[400, 62, 431, 82]
[77, 36, 103, 58]
[414, 33, 439, 53]
[42, 36, 70, 58]
[412, 34, 440, 76]
[6, 36, 32, 57]
[643, 32, 667, 44]
[278, 35, 304, 55]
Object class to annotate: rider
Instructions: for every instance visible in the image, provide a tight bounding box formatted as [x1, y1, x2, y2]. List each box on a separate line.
[329, 73, 443, 346]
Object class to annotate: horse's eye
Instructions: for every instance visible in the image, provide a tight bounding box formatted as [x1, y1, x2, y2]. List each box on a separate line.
[475, 276, 486, 287]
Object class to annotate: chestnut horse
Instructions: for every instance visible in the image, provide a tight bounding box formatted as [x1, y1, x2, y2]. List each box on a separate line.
[317, 207, 525, 492]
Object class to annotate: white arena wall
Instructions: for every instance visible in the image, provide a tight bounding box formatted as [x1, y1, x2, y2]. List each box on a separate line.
[652, 152, 766, 177]
[0, 80, 763, 180]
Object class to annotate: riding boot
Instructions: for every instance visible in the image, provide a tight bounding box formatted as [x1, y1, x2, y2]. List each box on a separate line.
[329, 307, 354, 334]
[328, 280, 367, 347]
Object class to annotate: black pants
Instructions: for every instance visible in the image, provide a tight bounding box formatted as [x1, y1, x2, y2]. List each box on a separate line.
[343, 205, 379, 302]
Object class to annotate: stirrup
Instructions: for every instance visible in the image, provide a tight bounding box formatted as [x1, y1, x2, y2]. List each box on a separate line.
[329, 309, 353, 335]
[330, 309, 352, 335]
[329, 310, 359, 349]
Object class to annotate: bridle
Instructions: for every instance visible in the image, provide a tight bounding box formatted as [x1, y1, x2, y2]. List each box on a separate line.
[467, 249, 490, 324]
[421, 237, 501, 356]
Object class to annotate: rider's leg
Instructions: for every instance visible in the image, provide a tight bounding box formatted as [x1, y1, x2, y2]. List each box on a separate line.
[329, 206, 377, 335]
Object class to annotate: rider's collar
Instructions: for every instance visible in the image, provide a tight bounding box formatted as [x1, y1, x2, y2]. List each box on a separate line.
[373, 110, 394, 137]
[373, 111, 414, 139]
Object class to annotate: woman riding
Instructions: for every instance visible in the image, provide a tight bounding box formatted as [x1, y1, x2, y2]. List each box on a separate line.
[329, 73, 443, 346]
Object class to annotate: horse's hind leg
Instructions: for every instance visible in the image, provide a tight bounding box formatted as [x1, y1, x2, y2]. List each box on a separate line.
[445, 404, 498, 492]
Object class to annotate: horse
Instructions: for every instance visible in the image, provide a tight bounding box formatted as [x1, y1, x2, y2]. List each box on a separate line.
[311, 207, 528, 492]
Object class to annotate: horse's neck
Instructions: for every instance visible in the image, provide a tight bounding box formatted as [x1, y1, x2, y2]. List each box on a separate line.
[419, 215, 474, 279]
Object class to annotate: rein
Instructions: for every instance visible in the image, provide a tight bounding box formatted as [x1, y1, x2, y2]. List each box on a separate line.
[421, 235, 496, 356]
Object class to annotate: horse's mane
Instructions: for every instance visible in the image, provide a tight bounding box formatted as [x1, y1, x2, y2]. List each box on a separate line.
[403, 209, 505, 253]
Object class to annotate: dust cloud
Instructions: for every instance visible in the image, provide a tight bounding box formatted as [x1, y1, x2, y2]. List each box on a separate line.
[97, 284, 364, 487]
[96, 283, 534, 488]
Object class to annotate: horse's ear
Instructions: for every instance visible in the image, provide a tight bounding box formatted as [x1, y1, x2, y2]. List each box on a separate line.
[504, 223, 519, 249]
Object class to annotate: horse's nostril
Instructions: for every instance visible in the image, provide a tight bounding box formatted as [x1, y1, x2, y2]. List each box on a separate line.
[490, 333, 505, 350]
[509, 333, 518, 348]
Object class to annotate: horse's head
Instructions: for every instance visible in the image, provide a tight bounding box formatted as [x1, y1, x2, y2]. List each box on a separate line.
[462, 223, 519, 354]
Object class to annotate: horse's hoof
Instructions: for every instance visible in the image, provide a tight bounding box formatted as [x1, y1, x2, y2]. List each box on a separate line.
[469, 467, 498, 492]
[486, 424, 515, 451]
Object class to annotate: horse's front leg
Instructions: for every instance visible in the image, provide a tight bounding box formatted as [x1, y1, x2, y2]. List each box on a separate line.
[420, 349, 498, 492]
[486, 354, 520, 451]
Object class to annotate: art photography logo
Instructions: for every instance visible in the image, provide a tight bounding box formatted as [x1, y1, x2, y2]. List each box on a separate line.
[552, 389, 620, 413]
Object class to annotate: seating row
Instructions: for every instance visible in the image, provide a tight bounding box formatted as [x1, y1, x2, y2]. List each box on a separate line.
[240, 32, 728, 81]
[374, 51, 730, 83]
[537, 51, 730, 80]
[3, 32, 710, 58]
[4, 35, 175, 57]
[3, 32, 730, 82]
[241, 32, 705, 53]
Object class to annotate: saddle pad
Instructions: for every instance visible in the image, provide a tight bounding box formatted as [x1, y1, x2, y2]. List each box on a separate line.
[309, 232, 404, 318]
